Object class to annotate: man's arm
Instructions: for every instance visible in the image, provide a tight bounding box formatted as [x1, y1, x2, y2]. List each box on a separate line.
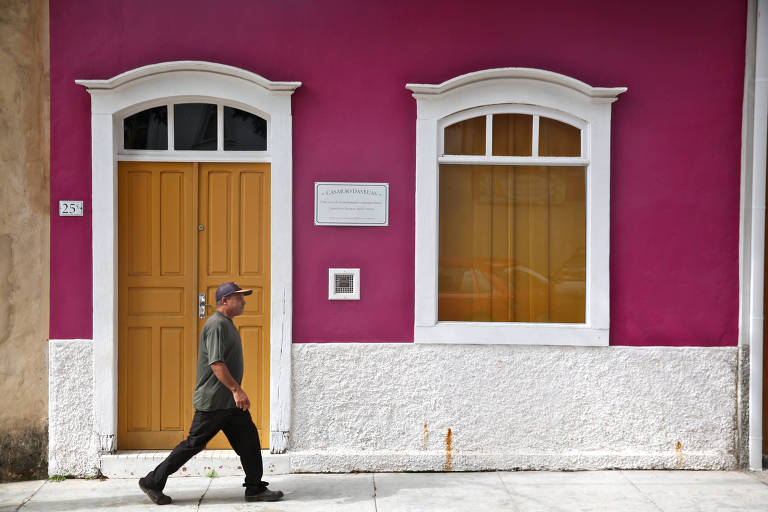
[210, 361, 250, 411]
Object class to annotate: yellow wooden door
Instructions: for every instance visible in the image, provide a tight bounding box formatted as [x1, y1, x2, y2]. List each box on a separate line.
[118, 161, 270, 450]
[197, 162, 271, 449]
[118, 162, 198, 448]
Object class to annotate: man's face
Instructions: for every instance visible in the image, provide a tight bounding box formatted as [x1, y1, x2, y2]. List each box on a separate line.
[223, 293, 246, 317]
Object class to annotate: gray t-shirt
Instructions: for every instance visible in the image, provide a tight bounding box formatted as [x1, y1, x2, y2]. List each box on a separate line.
[192, 311, 244, 411]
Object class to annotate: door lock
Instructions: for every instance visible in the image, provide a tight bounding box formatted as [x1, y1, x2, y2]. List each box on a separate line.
[199, 293, 210, 319]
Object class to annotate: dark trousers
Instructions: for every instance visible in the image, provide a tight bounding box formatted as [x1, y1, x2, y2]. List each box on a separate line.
[143, 408, 265, 491]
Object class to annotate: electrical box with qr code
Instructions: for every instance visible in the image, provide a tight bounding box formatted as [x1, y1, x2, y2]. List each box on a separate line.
[328, 268, 360, 300]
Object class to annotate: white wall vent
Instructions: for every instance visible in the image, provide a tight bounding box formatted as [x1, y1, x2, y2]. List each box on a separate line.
[329, 268, 360, 300]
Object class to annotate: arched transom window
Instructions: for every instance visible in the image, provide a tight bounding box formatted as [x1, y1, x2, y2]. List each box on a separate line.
[121, 102, 268, 153]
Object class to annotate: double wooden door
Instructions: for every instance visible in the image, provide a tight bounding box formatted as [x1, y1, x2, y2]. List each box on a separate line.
[117, 162, 270, 449]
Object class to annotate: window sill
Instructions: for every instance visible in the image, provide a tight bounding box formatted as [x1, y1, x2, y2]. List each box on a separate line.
[414, 322, 609, 346]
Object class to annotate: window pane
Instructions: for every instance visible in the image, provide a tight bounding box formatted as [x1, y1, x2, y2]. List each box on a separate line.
[438, 164, 585, 323]
[224, 107, 267, 151]
[492, 114, 532, 156]
[538, 117, 580, 157]
[444, 116, 485, 155]
[124, 106, 167, 150]
[174, 103, 217, 150]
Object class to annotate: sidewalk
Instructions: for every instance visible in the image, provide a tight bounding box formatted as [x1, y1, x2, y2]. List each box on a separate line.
[2, 470, 768, 511]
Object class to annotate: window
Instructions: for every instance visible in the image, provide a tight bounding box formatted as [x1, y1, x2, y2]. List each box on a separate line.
[407, 68, 626, 345]
[174, 103, 217, 150]
[120, 103, 268, 153]
[224, 106, 267, 150]
[123, 106, 168, 150]
[438, 113, 585, 324]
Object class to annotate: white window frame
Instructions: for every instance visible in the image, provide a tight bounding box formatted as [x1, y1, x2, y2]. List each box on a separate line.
[76, 61, 300, 453]
[406, 68, 626, 346]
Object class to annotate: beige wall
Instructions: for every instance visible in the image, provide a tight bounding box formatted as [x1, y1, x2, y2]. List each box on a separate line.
[0, 0, 50, 481]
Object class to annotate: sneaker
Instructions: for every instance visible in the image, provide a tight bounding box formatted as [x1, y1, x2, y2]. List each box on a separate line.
[139, 477, 173, 505]
[244, 487, 284, 502]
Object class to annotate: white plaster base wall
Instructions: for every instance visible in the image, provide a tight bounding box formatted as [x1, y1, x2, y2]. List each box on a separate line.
[48, 340, 99, 477]
[290, 344, 738, 472]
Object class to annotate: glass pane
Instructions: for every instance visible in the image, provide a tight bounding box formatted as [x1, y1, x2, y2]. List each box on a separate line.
[174, 103, 217, 150]
[492, 114, 532, 156]
[224, 107, 267, 151]
[538, 117, 581, 157]
[444, 116, 486, 155]
[123, 106, 167, 150]
[438, 164, 585, 323]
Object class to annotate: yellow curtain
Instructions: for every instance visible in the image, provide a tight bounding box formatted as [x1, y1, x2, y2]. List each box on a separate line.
[438, 115, 585, 323]
[539, 117, 580, 156]
[444, 116, 485, 155]
[492, 114, 532, 156]
[438, 164, 586, 323]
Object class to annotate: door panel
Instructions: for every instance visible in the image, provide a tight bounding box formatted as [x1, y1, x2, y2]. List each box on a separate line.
[197, 162, 271, 449]
[118, 162, 197, 448]
[160, 327, 185, 431]
[118, 161, 270, 450]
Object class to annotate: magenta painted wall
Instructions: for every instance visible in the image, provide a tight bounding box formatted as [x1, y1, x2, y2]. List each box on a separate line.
[49, 0, 746, 346]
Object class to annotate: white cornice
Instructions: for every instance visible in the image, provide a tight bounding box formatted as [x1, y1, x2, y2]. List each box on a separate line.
[76, 61, 302, 94]
[406, 68, 626, 103]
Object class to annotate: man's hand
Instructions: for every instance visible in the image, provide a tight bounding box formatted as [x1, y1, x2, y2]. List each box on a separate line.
[210, 361, 250, 411]
[233, 387, 251, 411]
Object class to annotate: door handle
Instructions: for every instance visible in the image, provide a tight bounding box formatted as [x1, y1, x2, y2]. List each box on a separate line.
[199, 293, 208, 319]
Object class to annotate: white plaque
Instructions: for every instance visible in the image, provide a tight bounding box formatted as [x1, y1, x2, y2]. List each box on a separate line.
[314, 182, 389, 226]
[58, 200, 83, 217]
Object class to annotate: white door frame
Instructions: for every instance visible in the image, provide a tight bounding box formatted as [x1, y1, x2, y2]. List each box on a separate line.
[76, 61, 300, 454]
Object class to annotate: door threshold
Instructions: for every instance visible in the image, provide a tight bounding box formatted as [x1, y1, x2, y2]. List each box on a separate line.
[101, 450, 289, 478]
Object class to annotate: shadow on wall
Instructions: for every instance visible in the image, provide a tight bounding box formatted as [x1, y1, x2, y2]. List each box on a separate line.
[0, 424, 48, 482]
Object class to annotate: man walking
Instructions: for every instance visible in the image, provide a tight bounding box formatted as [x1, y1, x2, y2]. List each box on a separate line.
[139, 282, 283, 505]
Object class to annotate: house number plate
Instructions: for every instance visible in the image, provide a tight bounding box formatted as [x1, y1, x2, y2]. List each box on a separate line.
[58, 200, 83, 217]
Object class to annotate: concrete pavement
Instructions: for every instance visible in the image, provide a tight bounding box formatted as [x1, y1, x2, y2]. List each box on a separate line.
[2, 470, 768, 511]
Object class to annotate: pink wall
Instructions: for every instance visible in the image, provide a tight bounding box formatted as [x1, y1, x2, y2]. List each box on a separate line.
[50, 0, 746, 346]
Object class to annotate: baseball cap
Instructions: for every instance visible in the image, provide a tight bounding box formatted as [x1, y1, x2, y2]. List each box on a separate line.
[215, 282, 253, 302]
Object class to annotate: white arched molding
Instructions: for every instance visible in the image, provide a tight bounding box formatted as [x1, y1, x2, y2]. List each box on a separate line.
[76, 61, 301, 453]
[406, 68, 626, 346]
